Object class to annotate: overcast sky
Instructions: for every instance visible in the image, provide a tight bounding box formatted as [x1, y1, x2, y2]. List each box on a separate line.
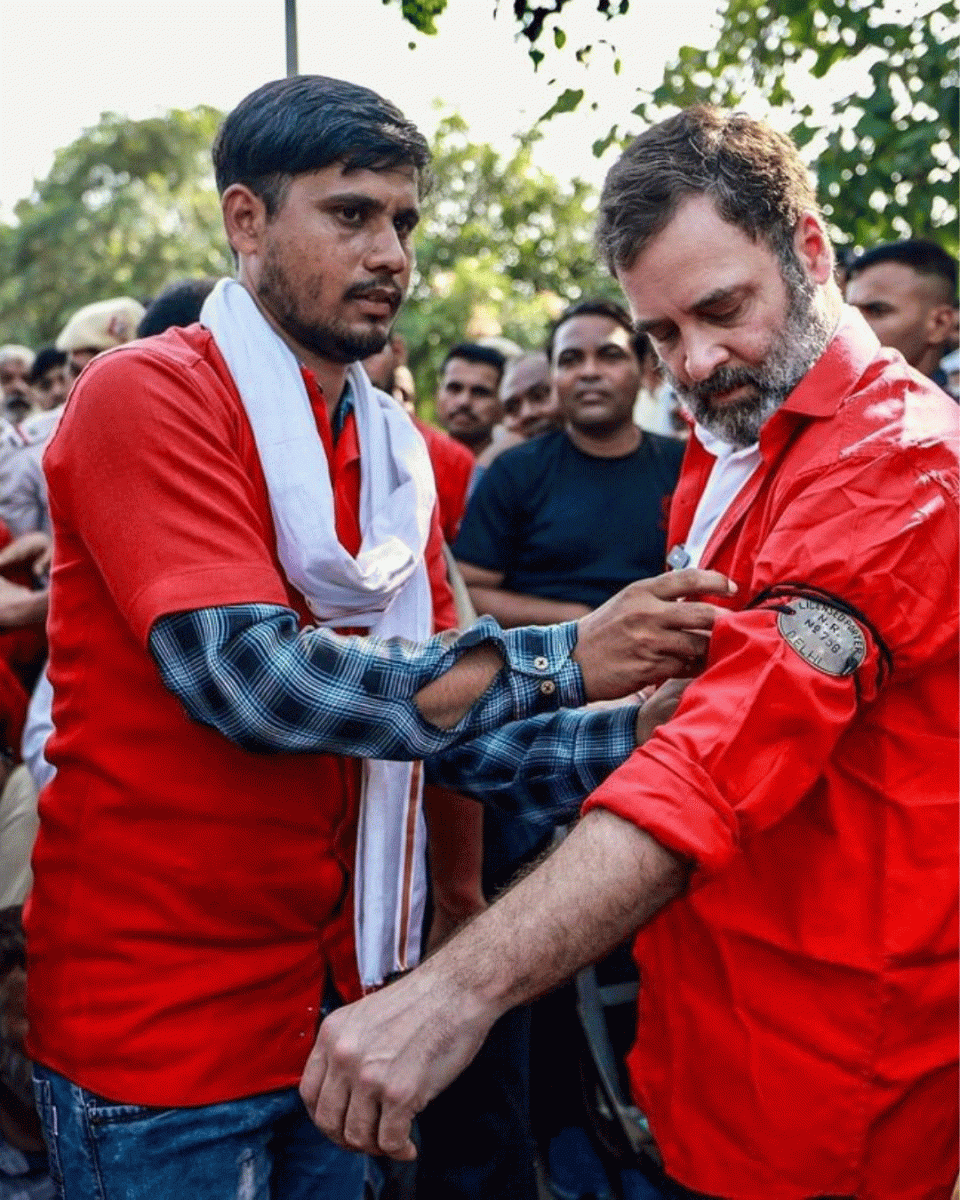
[0, 0, 725, 217]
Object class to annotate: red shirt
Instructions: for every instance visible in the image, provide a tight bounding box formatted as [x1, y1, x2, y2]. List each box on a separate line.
[414, 417, 474, 543]
[584, 313, 959, 1199]
[25, 325, 454, 1106]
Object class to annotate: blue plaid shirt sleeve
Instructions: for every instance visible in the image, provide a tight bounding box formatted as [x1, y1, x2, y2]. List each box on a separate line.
[149, 604, 586, 759]
[425, 704, 641, 831]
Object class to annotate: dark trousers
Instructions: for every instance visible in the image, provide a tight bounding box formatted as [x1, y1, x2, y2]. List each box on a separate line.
[414, 1003, 538, 1200]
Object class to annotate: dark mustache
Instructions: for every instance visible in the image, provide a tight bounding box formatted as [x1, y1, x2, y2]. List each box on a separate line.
[344, 280, 403, 306]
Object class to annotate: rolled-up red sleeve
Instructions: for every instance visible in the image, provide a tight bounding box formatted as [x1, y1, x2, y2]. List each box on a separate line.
[583, 605, 880, 878]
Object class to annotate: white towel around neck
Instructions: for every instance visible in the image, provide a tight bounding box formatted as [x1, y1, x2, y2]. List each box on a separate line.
[201, 278, 436, 988]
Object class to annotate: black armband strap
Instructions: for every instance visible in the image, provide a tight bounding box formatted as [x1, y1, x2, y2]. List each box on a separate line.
[745, 582, 892, 695]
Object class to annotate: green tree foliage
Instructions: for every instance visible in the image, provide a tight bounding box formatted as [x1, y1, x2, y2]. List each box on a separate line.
[0, 107, 231, 346]
[389, 0, 958, 256]
[397, 112, 617, 405]
[385, 0, 630, 66]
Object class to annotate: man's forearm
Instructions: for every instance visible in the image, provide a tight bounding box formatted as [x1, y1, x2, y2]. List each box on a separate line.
[151, 605, 585, 761]
[412, 642, 505, 728]
[424, 808, 685, 1011]
[300, 809, 687, 1158]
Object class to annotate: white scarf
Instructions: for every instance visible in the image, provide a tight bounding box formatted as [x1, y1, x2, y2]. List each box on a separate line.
[201, 278, 436, 988]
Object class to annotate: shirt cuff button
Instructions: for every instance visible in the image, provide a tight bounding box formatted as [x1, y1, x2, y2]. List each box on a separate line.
[533, 655, 549, 671]
[539, 680, 556, 695]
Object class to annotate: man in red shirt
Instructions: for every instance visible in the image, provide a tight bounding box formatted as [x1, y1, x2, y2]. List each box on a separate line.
[25, 77, 729, 1200]
[435, 343, 506, 457]
[305, 106, 960, 1200]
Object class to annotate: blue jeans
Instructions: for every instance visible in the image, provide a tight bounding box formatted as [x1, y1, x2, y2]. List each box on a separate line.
[32, 1064, 365, 1200]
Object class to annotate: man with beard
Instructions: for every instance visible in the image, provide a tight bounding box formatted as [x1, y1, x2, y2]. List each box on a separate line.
[23, 79, 731, 1200]
[434, 343, 506, 456]
[302, 106, 960, 1200]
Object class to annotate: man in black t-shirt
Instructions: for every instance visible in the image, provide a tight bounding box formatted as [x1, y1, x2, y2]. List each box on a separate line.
[455, 299, 684, 628]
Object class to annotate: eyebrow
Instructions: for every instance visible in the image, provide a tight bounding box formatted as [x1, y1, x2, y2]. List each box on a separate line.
[321, 192, 420, 220]
[556, 338, 630, 356]
[634, 284, 748, 335]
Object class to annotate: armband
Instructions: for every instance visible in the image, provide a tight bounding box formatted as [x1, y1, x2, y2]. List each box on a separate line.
[746, 582, 892, 696]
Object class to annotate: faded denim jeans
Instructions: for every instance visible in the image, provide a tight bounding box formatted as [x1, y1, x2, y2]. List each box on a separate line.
[32, 1064, 365, 1200]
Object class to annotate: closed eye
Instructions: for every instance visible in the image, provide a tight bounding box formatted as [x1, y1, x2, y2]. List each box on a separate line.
[702, 305, 742, 326]
[645, 324, 678, 346]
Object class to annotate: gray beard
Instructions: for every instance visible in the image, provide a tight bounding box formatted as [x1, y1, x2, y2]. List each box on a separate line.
[670, 267, 834, 448]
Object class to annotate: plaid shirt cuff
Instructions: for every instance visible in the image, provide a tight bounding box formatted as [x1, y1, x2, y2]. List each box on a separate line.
[453, 617, 585, 715]
[426, 703, 640, 828]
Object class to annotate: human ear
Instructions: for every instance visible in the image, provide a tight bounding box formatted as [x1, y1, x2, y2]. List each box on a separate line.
[793, 212, 834, 285]
[927, 303, 958, 349]
[221, 184, 267, 259]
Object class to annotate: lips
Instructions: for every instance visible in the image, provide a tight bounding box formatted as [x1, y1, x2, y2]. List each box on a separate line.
[347, 285, 402, 315]
[705, 380, 760, 408]
[709, 383, 749, 405]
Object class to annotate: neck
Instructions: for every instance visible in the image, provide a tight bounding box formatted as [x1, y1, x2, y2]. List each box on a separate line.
[454, 432, 492, 458]
[238, 280, 348, 417]
[914, 344, 945, 379]
[820, 282, 843, 339]
[565, 421, 641, 459]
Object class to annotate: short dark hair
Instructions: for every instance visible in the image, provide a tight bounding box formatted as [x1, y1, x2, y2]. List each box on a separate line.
[847, 240, 958, 303]
[27, 346, 66, 385]
[138, 278, 218, 337]
[440, 343, 507, 384]
[212, 75, 431, 217]
[545, 298, 646, 362]
[595, 105, 820, 275]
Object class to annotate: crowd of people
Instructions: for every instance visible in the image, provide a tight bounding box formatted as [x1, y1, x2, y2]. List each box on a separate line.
[0, 72, 955, 1200]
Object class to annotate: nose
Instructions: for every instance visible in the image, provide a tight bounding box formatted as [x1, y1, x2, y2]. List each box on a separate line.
[575, 354, 601, 380]
[682, 331, 729, 384]
[366, 219, 409, 276]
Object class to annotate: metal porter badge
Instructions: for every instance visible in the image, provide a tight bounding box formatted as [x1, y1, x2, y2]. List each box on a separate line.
[776, 597, 867, 677]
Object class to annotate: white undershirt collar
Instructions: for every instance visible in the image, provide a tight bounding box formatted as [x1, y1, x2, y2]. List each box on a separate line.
[681, 424, 762, 568]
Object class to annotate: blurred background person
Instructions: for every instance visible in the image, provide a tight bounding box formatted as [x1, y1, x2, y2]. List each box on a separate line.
[845, 239, 957, 388]
[455, 299, 683, 628]
[435, 342, 506, 457]
[24, 349, 68, 420]
[0, 349, 35, 426]
[364, 335, 474, 546]
[54, 295, 145, 381]
[136, 277, 218, 338]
